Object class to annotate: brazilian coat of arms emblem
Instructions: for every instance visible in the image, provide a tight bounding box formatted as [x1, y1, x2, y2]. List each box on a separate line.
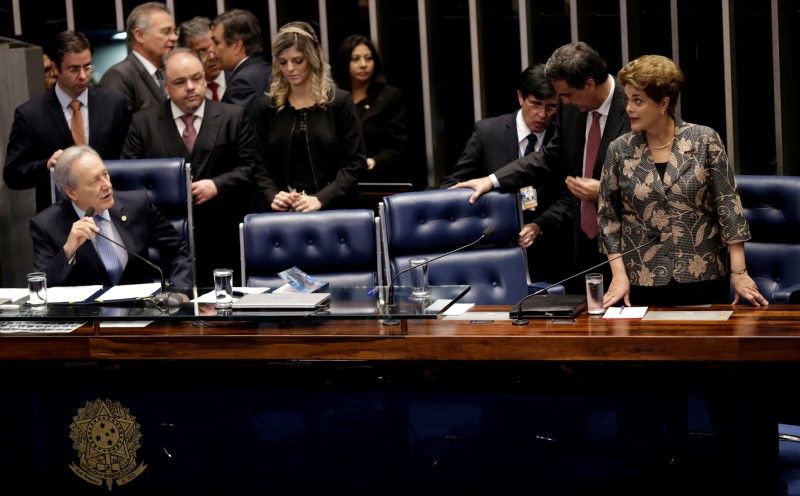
[68, 398, 147, 490]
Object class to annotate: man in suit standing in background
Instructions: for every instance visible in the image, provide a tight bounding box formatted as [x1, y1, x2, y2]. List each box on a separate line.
[122, 48, 256, 286]
[210, 9, 271, 122]
[178, 16, 228, 102]
[4, 31, 130, 213]
[99, 2, 177, 113]
[441, 65, 565, 282]
[451, 42, 630, 292]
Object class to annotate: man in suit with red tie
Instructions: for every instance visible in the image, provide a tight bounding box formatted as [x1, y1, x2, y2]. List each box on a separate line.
[178, 16, 228, 102]
[122, 48, 256, 286]
[451, 42, 630, 292]
[4, 31, 130, 213]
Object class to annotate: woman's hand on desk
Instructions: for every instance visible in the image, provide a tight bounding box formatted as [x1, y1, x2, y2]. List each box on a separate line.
[603, 275, 631, 309]
[731, 273, 769, 306]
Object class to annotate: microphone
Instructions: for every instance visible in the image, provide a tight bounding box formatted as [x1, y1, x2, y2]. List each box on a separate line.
[84, 206, 184, 307]
[511, 233, 660, 325]
[383, 226, 495, 326]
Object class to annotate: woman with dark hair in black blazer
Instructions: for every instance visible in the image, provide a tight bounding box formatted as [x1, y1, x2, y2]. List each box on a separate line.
[336, 34, 410, 183]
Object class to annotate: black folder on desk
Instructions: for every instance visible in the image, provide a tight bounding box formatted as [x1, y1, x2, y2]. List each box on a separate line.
[509, 294, 587, 318]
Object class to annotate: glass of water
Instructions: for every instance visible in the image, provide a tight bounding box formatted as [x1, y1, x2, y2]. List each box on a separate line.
[585, 273, 604, 315]
[213, 268, 234, 308]
[27, 272, 47, 308]
[409, 258, 430, 298]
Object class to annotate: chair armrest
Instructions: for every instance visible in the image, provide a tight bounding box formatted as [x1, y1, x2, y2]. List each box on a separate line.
[772, 283, 800, 304]
[528, 282, 565, 295]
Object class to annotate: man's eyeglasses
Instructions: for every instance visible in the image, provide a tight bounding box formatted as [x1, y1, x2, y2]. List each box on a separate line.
[525, 99, 557, 113]
[65, 64, 94, 75]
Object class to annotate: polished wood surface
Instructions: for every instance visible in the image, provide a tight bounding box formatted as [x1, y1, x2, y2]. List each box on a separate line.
[2, 304, 799, 362]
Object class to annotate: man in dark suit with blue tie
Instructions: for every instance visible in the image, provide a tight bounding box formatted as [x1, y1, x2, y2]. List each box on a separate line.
[30, 145, 191, 289]
[99, 2, 177, 113]
[4, 31, 130, 213]
[441, 65, 564, 282]
[122, 48, 256, 286]
[451, 43, 631, 290]
[210, 9, 271, 122]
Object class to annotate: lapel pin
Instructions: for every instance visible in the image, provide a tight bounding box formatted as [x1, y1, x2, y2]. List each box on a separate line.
[121, 215, 128, 222]
[364, 104, 370, 110]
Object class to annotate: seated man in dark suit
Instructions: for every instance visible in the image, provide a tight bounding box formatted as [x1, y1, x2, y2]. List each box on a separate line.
[30, 146, 192, 290]
[4, 30, 130, 212]
[441, 65, 566, 282]
[210, 9, 271, 122]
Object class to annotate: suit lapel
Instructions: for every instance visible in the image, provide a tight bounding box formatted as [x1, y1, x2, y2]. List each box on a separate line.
[597, 79, 629, 174]
[156, 102, 187, 158]
[45, 91, 74, 144]
[129, 52, 165, 103]
[502, 113, 520, 163]
[191, 100, 220, 178]
[86, 88, 101, 148]
[109, 200, 136, 259]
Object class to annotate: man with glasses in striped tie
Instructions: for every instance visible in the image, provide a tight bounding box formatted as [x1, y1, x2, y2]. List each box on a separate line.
[29, 145, 191, 290]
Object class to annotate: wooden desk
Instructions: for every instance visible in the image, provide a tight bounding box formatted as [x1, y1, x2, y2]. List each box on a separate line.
[0, 305, 796, 494]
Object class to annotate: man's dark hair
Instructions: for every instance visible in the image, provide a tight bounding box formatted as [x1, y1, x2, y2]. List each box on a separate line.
[52, 31, 92, 67]
[545, 41, 608, 90]
[211, 9, 263, 56]
[518, 64, 554, 100]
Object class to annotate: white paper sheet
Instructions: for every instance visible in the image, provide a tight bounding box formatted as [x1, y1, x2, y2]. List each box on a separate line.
[94, 283, 161, 302]
[46, 285, 104, 304]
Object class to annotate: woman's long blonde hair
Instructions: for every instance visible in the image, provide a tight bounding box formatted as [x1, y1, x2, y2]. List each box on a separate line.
[268, 21, 335, 111]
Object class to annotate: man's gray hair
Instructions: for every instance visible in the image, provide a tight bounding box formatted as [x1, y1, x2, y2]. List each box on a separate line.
[126, 2, 170, 47]
[52, 145, 102, 197]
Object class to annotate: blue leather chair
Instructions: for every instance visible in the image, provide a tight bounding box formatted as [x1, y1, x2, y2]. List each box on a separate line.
[380, 189, 562, 305]
[51, 158, 196, 286]
[735, 175, 800, 303]
[239, 209, 379, 288]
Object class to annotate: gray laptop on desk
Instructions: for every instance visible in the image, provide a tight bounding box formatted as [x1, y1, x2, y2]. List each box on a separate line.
[231, 292, 331, 310]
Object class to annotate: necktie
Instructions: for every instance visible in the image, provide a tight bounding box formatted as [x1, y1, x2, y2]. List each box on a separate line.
[155, 69, 166, 95]
[181, 114, 197, 153]
[581, 111, 602, 239]
[69, 100, 86, 145]
[94, 216, 124, 285]
[524, 134, 537, 156]
[208, 81, 220, 101]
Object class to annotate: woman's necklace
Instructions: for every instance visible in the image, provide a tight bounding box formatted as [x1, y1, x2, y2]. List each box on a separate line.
[650, 137, 674, 150]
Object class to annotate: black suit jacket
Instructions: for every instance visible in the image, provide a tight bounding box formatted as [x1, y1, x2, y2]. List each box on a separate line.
[494, 78, 630, 238]
[356, 84, 410, 183]
[99, 52, 167, 113]
[222, 55, 272, 122]
[30, 191, 192, 289]
[3, 87, 130, 212]
[441, 111, 555, 187]
[122, 99, 256, 284]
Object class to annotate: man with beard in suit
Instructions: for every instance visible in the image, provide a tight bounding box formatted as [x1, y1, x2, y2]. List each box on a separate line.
[4, 31, 130, 212]
[122, 48, 255, 286]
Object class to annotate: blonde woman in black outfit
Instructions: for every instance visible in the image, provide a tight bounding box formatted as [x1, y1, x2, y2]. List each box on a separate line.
[253, 22, 366, 212]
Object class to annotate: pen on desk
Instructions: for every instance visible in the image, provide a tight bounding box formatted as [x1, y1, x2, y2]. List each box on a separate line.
[368, 286, 378, 297]
[619, 305, 625, 314]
